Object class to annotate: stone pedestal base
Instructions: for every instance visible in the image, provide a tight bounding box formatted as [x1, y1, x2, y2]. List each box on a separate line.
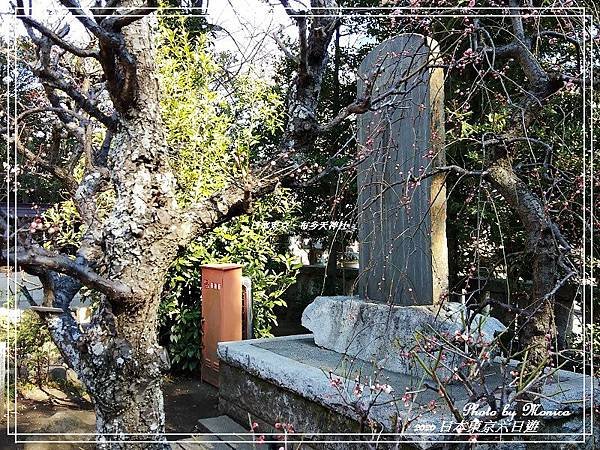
[217, 334, 597, 450]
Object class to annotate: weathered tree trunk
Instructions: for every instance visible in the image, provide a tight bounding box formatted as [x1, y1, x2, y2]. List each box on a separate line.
[277, 2, 339, 163]
[88, 298, 169, 449]
[487, 156, 559, 388]
[87, 10, 181, 444]
[10, 1, 340, 447]
[71, 7, 180, 445]
[45, 291, 170, 448]
[95, 382, 167, 449]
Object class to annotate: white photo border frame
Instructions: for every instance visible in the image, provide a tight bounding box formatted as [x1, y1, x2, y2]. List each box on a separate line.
[3, 4, 596, 446]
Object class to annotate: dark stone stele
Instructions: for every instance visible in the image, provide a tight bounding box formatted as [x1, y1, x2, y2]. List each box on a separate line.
[356, 34, 448, 306]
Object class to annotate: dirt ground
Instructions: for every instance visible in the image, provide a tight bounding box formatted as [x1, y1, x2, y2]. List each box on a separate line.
[0, 375, 219, 449]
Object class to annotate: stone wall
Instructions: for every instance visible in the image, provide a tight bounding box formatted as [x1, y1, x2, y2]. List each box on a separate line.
[219, 363, 374, 450]
[218, 336, 599, 450]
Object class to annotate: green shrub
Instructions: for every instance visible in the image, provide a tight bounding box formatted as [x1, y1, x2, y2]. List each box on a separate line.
[159, 189, 301, 372]
[0, 308, 60, 387]
[156, 17, 298, 372]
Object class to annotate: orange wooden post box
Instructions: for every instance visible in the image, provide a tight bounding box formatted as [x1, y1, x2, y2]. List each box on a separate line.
[200, 263, 243, 387]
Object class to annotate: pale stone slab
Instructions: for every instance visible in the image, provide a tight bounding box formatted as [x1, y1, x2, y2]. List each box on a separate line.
[218, 335, 598, 450]
[302, 296, 505, 376]
[198, 416, 269, 450]
[174, 437, 231, 450]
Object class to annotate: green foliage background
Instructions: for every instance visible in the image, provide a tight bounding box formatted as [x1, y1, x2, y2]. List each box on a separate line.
[155, 18, 301, 371]
[0, 307, 60, 388]
[159, 192, 302, 371]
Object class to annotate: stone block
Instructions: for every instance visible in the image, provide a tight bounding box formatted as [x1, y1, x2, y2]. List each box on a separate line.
[357, 34, 448, 306]
[302, 296, 505, 377]
[218, 335, 598, 450]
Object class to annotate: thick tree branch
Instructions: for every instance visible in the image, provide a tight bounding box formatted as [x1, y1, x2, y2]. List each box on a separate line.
[55, 0, 147, 114]
[435, 165, 488, 177]
[272, 31, 299, 64]
[182, 172, 292, 246]
[2, 247, 133, 301]
[26, 61, 116, 129]
[279, 0, 304, 16]
[43, 86, 87, 137]
[17, 15, 98, 58]
[297, 17, 308, 76]
[272, 0, 340, 174]
[101, 2, 157, 31]
[16, 2, 118, 128]
[481, 0, 564, 106]
[91, 0, 120, 22]
[318, 97, 371, 133]
[57, 0, 115, 43]
[73, 168, 111, 248]
[44, 290, 88, 383]
[183, 182, 255, 241]
[509, 0, 526, 41]
[17, 106, 88, 126]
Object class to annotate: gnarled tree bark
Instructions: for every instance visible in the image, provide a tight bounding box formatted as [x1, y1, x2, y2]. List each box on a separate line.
[6, 1, 341, 447]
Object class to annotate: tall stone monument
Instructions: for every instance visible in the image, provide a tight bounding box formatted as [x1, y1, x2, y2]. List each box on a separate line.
[356, 34, 448, 306]
[300, 35, 498, 376]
